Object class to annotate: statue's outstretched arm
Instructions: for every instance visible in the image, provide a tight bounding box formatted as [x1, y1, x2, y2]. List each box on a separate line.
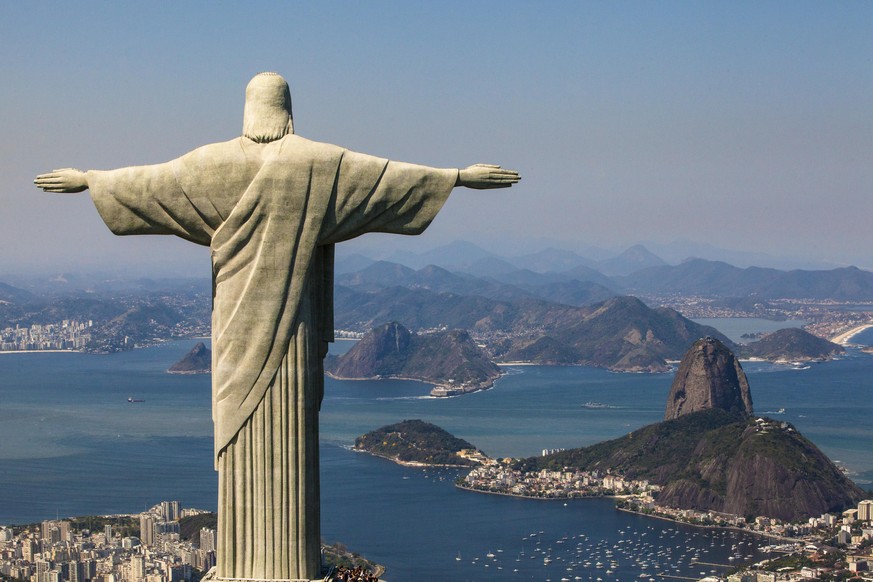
[456, 164, 521, 190]
[34, 168, 89, 193]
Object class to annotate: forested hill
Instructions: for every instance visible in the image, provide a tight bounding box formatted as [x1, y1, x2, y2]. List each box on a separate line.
[740, 327, 844, 361]
[334, 290, 731, 372]
[517, 408, 864, 522]
[354, 420, 484, 467]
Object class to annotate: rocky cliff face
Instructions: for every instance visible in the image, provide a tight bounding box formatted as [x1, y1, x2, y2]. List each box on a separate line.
[654, 416, 866, 521]
[330, 322, 412, 379]
[665, 337, 752, 420]
[326, 322, 500, 387]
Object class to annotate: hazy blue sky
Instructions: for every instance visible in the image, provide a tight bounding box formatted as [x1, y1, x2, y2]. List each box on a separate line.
[2, 2, 872, 276]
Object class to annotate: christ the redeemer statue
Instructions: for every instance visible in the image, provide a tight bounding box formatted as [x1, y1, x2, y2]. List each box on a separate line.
[35, 72, 519, 582]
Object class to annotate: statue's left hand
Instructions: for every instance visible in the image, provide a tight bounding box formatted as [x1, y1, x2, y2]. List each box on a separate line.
[34, 168, 89, 193]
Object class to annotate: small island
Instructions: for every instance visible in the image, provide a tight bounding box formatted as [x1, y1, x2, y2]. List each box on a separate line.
[354, 419, 489, 467]
[325, 322, 501, 397]
[167, 342, 211, 374]
[739, 327, 844, 363]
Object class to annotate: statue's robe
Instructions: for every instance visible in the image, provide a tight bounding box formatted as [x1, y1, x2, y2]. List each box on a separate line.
[87, 134, 456, 581]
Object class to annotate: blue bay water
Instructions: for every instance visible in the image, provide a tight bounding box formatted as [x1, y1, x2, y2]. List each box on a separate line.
[1, 327, 872, 580]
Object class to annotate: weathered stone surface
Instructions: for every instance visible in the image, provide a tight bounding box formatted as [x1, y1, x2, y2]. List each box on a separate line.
[35, 72, 519, 581]
[665, 337, 753, 420]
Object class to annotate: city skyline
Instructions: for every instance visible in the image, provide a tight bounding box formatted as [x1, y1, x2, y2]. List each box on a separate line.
[2, 2, 872, 276]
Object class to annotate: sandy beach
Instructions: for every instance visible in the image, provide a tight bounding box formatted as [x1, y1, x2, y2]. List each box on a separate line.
[830, 324, 873, 345]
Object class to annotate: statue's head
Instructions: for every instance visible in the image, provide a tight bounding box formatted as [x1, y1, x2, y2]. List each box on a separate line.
[243, 72, 294, 143]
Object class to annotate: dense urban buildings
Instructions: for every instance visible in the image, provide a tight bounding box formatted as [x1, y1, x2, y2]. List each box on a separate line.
[0, 502, 214, 582]
[0, 321, 93, 352]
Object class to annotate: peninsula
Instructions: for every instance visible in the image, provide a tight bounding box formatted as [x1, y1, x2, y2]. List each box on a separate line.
[463, 338, 865, 522]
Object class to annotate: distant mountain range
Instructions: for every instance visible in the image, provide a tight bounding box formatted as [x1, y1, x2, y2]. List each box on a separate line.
[338, 243, 873, 301]
[334, 255, 856, 371]
[595, 244, 668, 276]
[335, 261, 616, 306]
[334, 282, 730, 371]
[5, 238, 865, 364]
[358, 241, 667, 278]
[342, 237, 861, 274]
[619, 259, 873, 300]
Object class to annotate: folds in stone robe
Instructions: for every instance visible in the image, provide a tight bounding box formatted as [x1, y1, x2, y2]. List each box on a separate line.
[88, 134, 456, 457]
[87, 134, 456, 579]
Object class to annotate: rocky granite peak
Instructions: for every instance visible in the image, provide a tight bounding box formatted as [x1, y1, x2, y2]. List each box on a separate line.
[167, 341, 211, 374]
[326, 322, 500, 389]
[328, 322, 412, 379]
[518, 338, 863, 522]
[665, 337, 752, 420]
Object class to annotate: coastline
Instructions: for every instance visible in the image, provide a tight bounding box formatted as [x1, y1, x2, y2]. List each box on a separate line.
[455, 483, 615, 502]
[458, 484, 808, 546]
[325, 371, 499, 397]
[351, 447, 474, 469]
[325, 372, 437, 385]
[0, 349, 78, 355]
[615, 506, 805, 545]
[830, 323, 873, 345]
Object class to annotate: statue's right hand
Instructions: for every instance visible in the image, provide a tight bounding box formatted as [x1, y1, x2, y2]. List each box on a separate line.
[457, 164, 521, 190]
[34, 168, 89, 193]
